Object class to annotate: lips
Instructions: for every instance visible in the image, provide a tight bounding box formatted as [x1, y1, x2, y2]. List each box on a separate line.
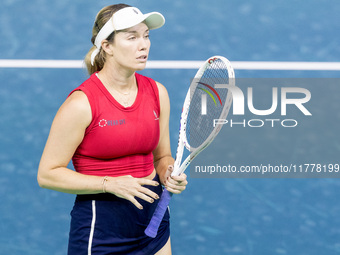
[137, 55, 147, 60]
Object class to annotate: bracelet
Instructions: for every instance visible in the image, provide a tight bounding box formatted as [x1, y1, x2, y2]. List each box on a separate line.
[102, 176, 109, 193]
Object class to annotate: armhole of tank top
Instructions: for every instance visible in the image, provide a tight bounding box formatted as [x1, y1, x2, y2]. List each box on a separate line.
[148, 77, 161, 115]
[68, 88, 95, 136]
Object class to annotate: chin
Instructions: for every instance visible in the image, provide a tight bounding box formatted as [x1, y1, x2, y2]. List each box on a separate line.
[134, 63, 147, 71]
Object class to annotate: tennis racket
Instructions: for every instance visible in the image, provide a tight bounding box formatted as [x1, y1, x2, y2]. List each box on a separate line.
[145, 56, 235, 238]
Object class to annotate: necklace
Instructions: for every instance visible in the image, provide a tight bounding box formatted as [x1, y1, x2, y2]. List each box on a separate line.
[111, 86, 134, 107]
[119, 94, 130, 107]
[97, 73, 135, 107]
[113, 86, 131, 96]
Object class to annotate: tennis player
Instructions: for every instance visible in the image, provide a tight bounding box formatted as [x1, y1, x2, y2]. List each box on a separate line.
[38, 4, 187, 254]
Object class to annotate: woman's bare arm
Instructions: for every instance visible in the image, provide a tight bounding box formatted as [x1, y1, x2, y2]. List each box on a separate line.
[153, 82, 187, 193]
[38, 90, 159, 208]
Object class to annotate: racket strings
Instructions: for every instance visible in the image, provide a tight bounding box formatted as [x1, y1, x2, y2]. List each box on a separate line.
[187, 59, 231, 149]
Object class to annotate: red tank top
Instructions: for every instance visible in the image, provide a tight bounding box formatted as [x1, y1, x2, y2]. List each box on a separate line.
[69, 73, 160, 178]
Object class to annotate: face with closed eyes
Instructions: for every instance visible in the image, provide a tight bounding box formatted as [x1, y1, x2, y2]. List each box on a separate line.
[103, 22, 151, 72]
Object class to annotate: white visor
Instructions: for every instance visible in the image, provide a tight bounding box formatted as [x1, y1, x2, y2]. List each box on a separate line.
[91, 7, 165, 65]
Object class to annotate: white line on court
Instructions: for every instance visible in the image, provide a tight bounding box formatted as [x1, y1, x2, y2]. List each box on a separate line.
[0, 59, 339, 70]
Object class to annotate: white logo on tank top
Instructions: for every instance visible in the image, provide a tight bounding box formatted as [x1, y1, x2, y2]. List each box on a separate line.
[153, 110, 159, 121]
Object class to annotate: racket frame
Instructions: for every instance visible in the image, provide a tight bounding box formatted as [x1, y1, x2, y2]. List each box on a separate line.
[144, 56, 235, 238]
[172, 55, 235, 176]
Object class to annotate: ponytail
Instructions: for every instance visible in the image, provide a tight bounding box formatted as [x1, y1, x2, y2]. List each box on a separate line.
[84, 46, 105, 75]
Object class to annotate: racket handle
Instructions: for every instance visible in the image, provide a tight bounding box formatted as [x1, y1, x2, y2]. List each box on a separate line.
[145, 189, 172, 238]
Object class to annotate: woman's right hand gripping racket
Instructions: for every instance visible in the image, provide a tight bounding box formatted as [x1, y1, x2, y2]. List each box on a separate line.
[145, 56, 235, 238]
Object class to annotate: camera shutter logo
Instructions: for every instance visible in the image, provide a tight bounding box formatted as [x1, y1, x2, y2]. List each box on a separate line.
[99, 119, 107, 127]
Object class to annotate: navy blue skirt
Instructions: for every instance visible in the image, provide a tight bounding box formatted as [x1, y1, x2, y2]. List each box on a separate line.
[67, 175, 170, 255]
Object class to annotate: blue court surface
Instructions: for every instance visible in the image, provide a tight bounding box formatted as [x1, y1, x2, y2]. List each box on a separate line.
[1, 0, 340, 254]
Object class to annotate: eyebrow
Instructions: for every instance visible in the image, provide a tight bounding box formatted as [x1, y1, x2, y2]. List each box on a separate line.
[122, 29, 149, 34]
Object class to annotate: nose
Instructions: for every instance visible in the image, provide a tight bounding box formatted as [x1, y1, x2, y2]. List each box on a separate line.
[139, 37, 149, 51]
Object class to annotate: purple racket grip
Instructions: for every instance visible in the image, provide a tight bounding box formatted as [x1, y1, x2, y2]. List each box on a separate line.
[145, 189, 173, 238]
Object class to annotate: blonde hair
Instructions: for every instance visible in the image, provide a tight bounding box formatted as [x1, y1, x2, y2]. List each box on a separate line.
[84, 4, 131, 75]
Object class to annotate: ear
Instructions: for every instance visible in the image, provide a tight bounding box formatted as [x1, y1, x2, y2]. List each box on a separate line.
[101, 40, 114, 56]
